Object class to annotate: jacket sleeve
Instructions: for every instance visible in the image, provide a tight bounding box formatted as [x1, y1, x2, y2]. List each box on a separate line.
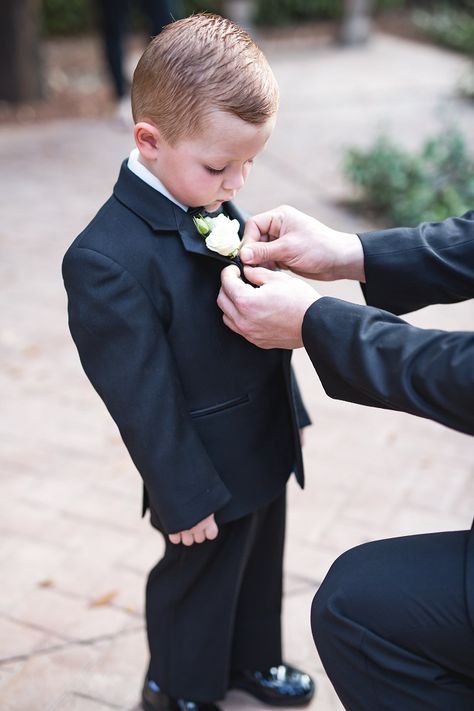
[359, 209, 474, 314]
[62, 246, 231, 533]
[302, 297, 474, 436]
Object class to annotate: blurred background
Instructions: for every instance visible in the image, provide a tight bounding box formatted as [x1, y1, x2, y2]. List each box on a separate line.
[1, 2, 474, 710]
[1, 0, 474, 222]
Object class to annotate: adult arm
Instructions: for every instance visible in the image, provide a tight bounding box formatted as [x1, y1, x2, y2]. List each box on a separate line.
[218, 265, 474, 435]
[63, 247, 231, 534]
[240, 207, 474, 312]
[360, 210, 474, 314]
[303, 297, 474, 436]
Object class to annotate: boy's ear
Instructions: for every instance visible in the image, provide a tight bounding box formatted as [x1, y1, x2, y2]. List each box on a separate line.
[134, 121, 162, 161]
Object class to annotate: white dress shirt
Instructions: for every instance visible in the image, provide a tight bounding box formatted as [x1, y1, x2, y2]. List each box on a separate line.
[127, 148, 188, 212]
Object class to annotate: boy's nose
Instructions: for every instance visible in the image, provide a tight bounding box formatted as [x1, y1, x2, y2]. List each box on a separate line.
[223, 168, 245, 191]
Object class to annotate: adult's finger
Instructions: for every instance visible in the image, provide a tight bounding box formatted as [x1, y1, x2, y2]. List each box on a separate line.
[219, 264, 248, 302]
[217, 289, 240, 324]
[241, 239, 289, 266]
[168, 532, 182, 545]
[243, 266, 285, 287]
[242, 209, 278, 245]
[222, 312, 242, 337]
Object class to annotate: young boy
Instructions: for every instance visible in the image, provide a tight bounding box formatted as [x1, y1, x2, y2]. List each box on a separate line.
[62, 13, 314, 711]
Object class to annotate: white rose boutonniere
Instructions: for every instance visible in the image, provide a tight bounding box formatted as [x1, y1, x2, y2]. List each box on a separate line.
[193, 213, 242, 259]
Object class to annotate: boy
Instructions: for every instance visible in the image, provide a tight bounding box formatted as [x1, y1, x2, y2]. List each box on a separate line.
[62, 13, 314, 711]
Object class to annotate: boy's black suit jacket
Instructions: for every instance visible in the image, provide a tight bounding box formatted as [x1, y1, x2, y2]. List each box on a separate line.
[63, 162, 310, 534]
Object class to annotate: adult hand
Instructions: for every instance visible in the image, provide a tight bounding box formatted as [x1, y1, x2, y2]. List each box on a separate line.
[240, 205, 365, 283]
[218, 265, 320, 349]
[168, 513, 219, 546]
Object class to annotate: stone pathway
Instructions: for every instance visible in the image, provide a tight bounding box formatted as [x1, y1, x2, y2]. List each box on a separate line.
[1, 30, 473, 711]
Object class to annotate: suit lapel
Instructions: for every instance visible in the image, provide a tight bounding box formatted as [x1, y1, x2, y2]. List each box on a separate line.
[113, 160, 248, 268]
[174, 201, 247, 267]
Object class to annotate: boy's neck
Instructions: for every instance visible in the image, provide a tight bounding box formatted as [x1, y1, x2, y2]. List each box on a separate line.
[128, 149, 187, 211]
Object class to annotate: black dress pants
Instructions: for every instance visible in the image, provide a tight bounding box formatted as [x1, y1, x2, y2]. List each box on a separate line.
[96, 0, 172, 99]
[146, 493, 286, 702]
[312, 529, 474, 710]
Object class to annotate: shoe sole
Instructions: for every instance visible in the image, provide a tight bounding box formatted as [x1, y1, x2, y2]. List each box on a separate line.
[230, 683, 315, 707]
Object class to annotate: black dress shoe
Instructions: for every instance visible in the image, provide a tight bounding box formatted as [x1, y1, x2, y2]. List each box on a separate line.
[230, 664, 315, 707]
[142, 680, 221, 711]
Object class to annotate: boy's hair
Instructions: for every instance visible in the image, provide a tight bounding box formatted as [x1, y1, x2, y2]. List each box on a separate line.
[131, 12, 279, 144]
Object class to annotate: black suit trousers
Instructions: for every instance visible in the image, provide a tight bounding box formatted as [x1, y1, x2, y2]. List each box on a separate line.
[146, 492, 286, 702]
[312, 528, 474, 710]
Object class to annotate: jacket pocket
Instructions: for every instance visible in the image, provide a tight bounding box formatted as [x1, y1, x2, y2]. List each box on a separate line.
[190, 394, 250, 419]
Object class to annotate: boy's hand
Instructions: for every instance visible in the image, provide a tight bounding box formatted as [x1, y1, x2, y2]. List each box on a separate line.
[168, 514, 219, 546]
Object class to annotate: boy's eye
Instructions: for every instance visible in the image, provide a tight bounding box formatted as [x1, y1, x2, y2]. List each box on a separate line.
[206, 166, 225, 175]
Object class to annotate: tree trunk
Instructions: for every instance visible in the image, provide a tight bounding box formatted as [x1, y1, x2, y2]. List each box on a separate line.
[339, 0, 373, 46]
[0, 0, 43, 103]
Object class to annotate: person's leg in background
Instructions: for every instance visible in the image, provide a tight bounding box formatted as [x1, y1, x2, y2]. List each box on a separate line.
[311, 531, 474, 711]
[140, 0, 174, 37]
[96, 0, 131, 101]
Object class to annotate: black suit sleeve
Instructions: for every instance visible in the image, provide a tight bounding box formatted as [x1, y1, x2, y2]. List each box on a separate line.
[302, 297, 474, 435]
[359, 210, 474, 314]
[63, 247, 231, 533]
[301, 210, 474, 435]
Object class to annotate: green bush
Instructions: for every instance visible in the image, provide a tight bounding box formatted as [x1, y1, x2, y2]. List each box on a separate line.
[39, 0, 474, 36]
[42, 0, 95, 35]
[40, 0, 419, 36]
[344, 129, 474, 226]
[255, 0, 409, 26]
[183, 1, 221, 12]
[413, 3, 474, 57]
[41, 0, 208, 36]
[255, 0, 341, 25]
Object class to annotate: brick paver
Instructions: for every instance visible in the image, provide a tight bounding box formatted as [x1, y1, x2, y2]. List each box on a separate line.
[1, 29, 473, 711]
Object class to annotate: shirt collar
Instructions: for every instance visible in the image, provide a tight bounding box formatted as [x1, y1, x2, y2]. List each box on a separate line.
[127, 148, 188, 212]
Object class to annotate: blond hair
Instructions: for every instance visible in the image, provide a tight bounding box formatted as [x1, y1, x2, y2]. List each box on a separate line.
[131, 12, 279, 144]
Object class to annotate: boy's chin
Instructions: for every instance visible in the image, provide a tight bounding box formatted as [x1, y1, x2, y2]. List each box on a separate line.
[204, 199, 224, 213]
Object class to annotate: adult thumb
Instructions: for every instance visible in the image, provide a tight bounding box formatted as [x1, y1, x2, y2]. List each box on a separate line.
[240, 240, 281, 265]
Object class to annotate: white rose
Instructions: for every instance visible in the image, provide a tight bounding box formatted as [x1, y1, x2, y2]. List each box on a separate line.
[205, 214, 242, 258]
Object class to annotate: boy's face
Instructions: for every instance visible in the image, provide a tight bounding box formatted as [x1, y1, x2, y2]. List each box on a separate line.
[152, 111, 275, 212]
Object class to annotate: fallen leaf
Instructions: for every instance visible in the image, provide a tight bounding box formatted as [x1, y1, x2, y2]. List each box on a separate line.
[23, 344, 41, 358]
[89, 590, 118, 607]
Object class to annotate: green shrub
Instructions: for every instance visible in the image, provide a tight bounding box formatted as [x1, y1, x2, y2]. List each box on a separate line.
[413, 3, 474, 57]
[186, 1, 221, 11]
[255, 0, 409, 26]
[344, 129, 474, 226]
[42, 0, 95, 35]
[40, 0, 209, 36]
[255, 0, 340, 25]
[40, 0, 414, 35]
